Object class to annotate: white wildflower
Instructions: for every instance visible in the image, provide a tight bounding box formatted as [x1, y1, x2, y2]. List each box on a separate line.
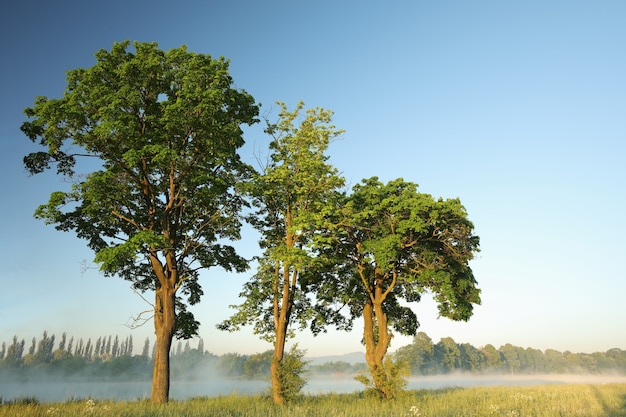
[406, 405, 422, 416]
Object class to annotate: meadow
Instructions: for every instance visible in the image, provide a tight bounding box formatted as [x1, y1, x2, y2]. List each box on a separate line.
[1, 384, 625, 417]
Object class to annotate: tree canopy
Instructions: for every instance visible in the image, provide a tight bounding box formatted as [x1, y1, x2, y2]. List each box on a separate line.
[315, 177, 481, 398]
[21, 40, 259, 403]
[218, 102, 346, 403]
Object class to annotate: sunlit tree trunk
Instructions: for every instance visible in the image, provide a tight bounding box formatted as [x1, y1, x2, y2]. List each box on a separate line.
[363, 298, 393, 398]
[271, 262, 295, 403]
[151, 284, 176, 403]
[271, 316, 287, 404]
[150, 251, 178, 404]
[361, 267, 395, 399]
[269, 213, 297, 404]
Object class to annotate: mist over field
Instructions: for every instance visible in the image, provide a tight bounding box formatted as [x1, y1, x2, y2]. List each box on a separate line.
[2, 331, 625, 403]
[3, 367, 626, 403]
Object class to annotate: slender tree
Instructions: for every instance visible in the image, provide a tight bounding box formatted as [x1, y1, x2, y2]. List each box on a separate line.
[59, 332, 67, 352]
[319, 177, 481, 398]
[142, 338, 151, 358]
[75, 338, 84, 357]
[95, 338, 102, 358]
[20, 40, 258, 402]
[84, 339, 93, 360]
[4, 337, 25, 367]
[67, 337, 74, 355]
[28, 338, 36, 356]
[112, 336, 120, 358]
[219, 102, 346, 404]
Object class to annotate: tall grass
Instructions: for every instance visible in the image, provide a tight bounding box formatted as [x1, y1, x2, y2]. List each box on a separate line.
[1, 384, 624, 417]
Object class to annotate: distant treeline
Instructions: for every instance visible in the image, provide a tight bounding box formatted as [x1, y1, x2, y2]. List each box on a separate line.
[1, 331, 624, 381]
[394, 332, 626, 375]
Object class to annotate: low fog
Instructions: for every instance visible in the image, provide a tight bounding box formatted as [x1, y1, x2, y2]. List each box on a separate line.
[2, 333, 625, 403]
[3, 367, 626, 403]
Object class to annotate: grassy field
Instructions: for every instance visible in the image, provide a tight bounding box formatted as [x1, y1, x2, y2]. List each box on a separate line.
[1, 384, 625, 416]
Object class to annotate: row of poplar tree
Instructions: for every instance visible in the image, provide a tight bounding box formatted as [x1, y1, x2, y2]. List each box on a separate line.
[0, 332, 205, 368]
[0, 332, 363, 379]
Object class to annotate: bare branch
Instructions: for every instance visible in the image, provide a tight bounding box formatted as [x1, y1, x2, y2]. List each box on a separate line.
[125, 288, 156, 329]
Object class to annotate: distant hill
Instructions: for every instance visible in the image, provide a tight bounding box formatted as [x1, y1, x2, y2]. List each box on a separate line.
[306, 351, 365, 365]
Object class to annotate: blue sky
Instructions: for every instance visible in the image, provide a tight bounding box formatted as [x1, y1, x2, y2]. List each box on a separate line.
[1, 0, 624, 357]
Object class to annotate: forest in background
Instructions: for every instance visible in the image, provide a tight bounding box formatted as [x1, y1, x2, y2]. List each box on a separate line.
[1, 330, 624, 382]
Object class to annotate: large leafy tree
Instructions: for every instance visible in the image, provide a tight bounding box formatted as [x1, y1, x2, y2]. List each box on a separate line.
[319, 177, 481, 398]
[218, 102, 346, 404]
[20, 40, 259, 403]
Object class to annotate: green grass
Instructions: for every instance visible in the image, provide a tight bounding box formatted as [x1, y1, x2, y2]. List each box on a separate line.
[1, 384, 625, 416]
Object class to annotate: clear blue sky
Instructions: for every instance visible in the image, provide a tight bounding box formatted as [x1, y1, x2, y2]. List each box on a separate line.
[1, 0, 624, 357]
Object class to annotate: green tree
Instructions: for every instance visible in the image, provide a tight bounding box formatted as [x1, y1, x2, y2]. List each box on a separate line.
[524, 347, 548, 373]
[324, 178, 480, 398]
[35, 331, 55, 364]
[3, 337, 25, 368]
[105, 337, 112, 357]
[435, 337, 461, 373]
[218, 102, 346, 404]
[606, 348, 626, 372]
[141, 338, 151, 358]
[394, 331, 435, 375]
[243, 350, 273, 379]
[499, 343, 522, 374]
[20, 40, 259, 403]
[544, 349, 565, 373]
[112, 336, 119, 358]
[217, 352, 247, 376]
[481, 344, 503, 371]
[28, 338, 36, 356]
[458, 342, 485, 372]
[58, 332, 67, 352]
[67, 337, 74, 355]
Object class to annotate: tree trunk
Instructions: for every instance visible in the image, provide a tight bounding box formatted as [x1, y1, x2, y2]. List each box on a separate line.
[362, 298, 392, 399]
[271, 320, 287, 404]
[151, 285, 176, 404]
[271, 268, 293, 404]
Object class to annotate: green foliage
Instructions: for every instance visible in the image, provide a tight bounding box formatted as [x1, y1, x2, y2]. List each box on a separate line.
[394, 332, 435, 375]
[312, 177, 481, 397]
[219, 101, 347, 340]
[307, 360, 367, 375]
[243, 350, 273, 379]
[272, 345, 309, 402]
[314, 177, 482, 339]
[354, 357, 409, 399]
[434, 337, 461, 372]
[21, 40, 259, 344]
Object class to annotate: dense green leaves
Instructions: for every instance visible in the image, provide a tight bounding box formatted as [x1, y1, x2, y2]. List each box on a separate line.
[336, 177, 481, 330]
[22, 40, 258, 335]
[218, 102, 346, 403]
[22, 40, 259, 402]
[220, 102, 346, 340]
[22, 40, 483, 403]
